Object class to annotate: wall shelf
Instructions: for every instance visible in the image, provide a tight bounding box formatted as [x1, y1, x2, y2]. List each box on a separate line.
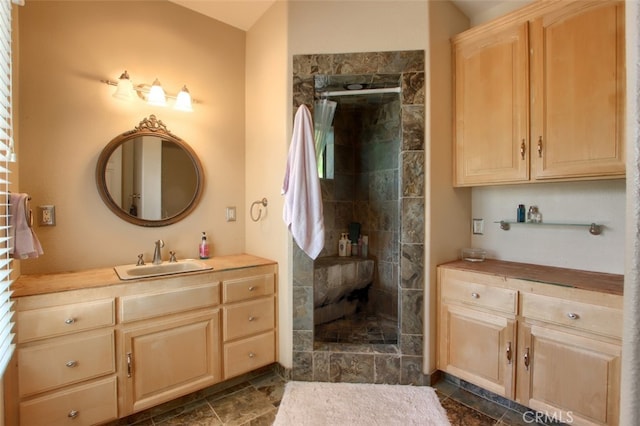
[495, 221, 602, 235]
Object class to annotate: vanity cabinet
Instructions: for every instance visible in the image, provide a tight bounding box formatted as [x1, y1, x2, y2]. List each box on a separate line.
[222, 272, 277, 379]
[437, 263, 622, 426]
[437, 269, 517, 398]
[9, 255, 278, 425]
[15, 296, 118, 426]
[517, 291, 622, 426]
[452, 0, 625, 187]
[118, 281, 222, 415]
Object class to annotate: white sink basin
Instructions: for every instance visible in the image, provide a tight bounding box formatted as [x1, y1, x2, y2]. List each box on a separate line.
[114, 259, 213, 280]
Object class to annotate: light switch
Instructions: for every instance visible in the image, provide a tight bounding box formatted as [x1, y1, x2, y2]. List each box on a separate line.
[226, 206, 237, 222]
[39, 205, 56, 226]
[472, 218, 484, 235]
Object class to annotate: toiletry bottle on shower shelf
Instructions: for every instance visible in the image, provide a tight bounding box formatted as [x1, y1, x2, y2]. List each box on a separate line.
[199, 232, 210, 259]
[338, 233, 348, 257]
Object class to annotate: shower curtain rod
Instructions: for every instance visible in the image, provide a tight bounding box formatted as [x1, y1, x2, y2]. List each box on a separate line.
[318, 87, 401, 98]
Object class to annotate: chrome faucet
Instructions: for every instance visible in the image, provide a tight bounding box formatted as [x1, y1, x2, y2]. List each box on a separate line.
[152, 239, 164, 265]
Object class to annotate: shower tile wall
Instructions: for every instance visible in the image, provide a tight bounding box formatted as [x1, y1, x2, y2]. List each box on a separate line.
[291, 50, 427, 385]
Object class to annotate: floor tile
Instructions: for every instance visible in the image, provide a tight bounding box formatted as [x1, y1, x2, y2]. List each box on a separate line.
[207, 386, 276, 425]
[441, 397, 498, 426]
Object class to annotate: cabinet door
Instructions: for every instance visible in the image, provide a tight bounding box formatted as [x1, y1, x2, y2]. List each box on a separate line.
[530, 0, 625, 180]
[438, 303, 516, 398]
[120, 310, 221, 415]
[517, 323, 621, 426]
[453, 22, 529, 186]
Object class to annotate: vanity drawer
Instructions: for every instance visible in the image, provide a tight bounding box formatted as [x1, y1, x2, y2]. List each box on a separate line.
[440, 270, 517, 315]
[224, 331, 275, 379]
[18, 329, 116, 397]
[521, 292, 622, 339]
[17, 298, 115, 343]
[19, 376, 118, 426]
[119, 282, 220, 323]
[223, 297, 275, 341]
[223, 273, 275, 303]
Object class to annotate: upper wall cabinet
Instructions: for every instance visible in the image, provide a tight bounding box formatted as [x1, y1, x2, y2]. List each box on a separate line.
[452, 0, 625, 187]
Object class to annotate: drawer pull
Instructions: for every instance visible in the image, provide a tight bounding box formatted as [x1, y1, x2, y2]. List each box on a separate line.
[523, 347, 530, 371]
[64, 318, 76, 325]
[65, 360, 78, 368]
[248, 352, 256, 358]
[567, 312, 580, 320]
[68, 410, 79, 419]
[248, 286, 256, 291]
[248, 316, 256, 322]
[471, 292, 480, 299]
[506, 342, 512, 364]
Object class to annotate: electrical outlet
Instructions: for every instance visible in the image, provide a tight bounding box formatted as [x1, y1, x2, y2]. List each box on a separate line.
[39, 205, 56, 226]
[226, 206, 237, 222]
[472, 218, 484, 235]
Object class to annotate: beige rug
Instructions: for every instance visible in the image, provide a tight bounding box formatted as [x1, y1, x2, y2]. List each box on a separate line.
[273, 381, 451, 425]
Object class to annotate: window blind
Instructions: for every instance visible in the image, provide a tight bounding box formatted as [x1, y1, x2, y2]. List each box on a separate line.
[0, 0, 21, 377]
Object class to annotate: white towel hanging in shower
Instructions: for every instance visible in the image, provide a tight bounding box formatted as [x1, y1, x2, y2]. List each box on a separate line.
[282, 104, 325, 259]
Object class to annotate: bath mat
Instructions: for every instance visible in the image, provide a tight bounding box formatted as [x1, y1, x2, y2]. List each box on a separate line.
[273, 381, 451, 426]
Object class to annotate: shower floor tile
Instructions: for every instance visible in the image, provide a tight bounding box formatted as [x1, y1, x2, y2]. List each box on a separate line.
[314, 312, 398, 344]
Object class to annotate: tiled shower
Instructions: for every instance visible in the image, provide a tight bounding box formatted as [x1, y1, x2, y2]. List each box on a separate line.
[291, 50, 427, 385]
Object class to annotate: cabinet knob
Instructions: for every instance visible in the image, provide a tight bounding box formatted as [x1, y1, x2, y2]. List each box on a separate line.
[68, 410, 79, 419]
[248, 352, 256, 358]
[248, 286, 256, 291]
[471, 292, 480, 299]
[523, 347, 530, 371]
[248, 316, 256, 322]
[520, 139, 526, 160]
[566, 312, 580, 320]
[65, 360, 78, 368]
[506, 342, 512, 364]
[64, 318, 76, 325]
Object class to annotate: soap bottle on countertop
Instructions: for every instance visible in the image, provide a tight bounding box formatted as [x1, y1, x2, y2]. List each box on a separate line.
[199, 232, 210, 259]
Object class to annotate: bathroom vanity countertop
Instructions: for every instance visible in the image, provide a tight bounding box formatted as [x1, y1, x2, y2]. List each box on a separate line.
[440, 259, 623, 296]
[12, 253, 277, 297]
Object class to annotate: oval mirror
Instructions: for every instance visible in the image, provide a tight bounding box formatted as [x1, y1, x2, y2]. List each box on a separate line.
[96, 115, 204, 227]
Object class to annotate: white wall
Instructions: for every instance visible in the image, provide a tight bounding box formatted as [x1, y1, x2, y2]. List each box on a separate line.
[472, 180, 625, 273]
[245, 0, 291, 369]
[425, 0, 471, 372]
[17, 1, 247, 274]
[621, 0, 640, 422]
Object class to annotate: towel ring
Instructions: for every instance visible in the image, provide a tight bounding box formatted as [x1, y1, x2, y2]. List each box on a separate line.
[250, 198, 268, 222]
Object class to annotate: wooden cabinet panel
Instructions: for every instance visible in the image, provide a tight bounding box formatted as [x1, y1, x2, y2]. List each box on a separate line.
[453, 22, 530, 186]
[521, 292, 622, 339]
[531, 1, 625, 180]
[437, 265, 622, 425]
[121, 310, 221, 415]
[119, 282, 220, 323]
[223, 273, 275, 303]
[440, 269, 517, 315]
[19, 376, 118, 426]
[17, 298, 115, 343]
[18, 330, 115, 397]
[438, 304, 515, 398]
[224, 331, 275, 379]
[452, 0, 625, 186]
[517, 323, 621, 426]
[223, 297, 275, 342]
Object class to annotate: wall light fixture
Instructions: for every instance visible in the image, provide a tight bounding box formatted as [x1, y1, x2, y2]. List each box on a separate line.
[101, 71, 194, 112]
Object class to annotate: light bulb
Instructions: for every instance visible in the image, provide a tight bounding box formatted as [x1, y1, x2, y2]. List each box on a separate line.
[174, 85, 193, 112]
[147, 78, 167, 107]
[112, 70, 134, 101]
